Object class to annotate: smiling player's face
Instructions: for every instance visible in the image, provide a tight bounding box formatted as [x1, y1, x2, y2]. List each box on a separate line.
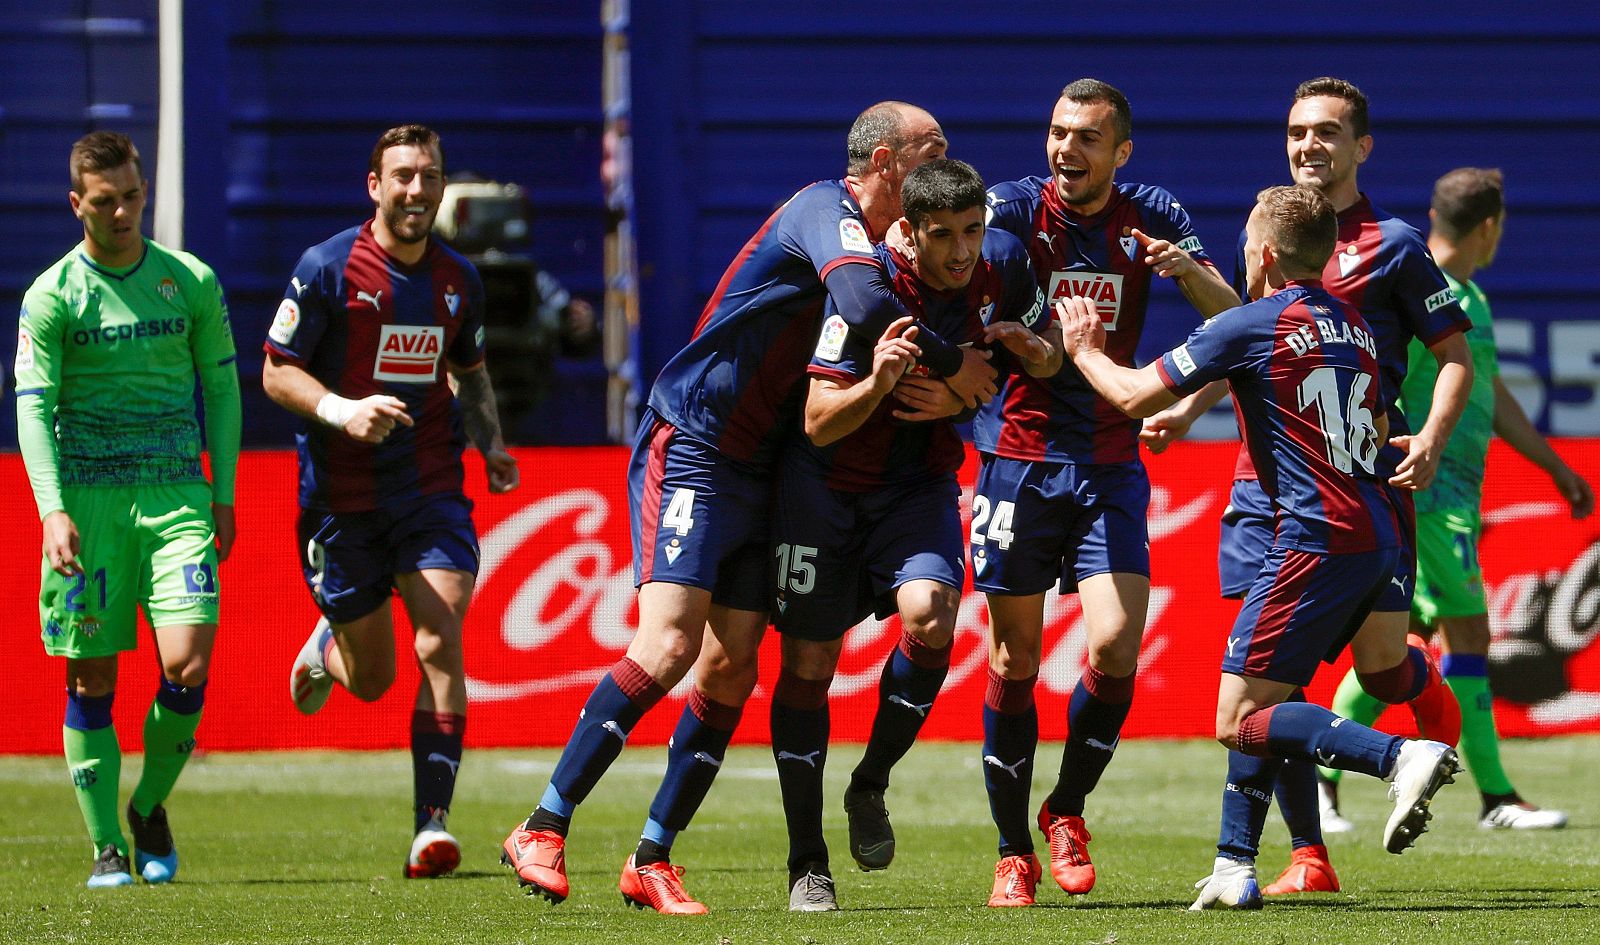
[912, 206, 985, 292]
[1045, 97, 1131, 216]
[370, 143, 445, 245]
[1286, 96, 1369, 202]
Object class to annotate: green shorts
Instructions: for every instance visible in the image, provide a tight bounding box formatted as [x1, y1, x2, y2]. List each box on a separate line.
[40, 482, 220, 658]
[1411, 507, 1484, 624]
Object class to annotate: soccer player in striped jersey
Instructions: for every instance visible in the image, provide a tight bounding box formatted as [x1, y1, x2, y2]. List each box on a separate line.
[501, 103, 997, 914]
[975, 78, 1239, 899]
[16, 131, 241, 887]
[1061, 184, 1461, 911]
[1318, 168, 1590, 831]
[769, 159, 1055, 912]
[265, 125, 519, 879]
[1145, 78, 1475, 896]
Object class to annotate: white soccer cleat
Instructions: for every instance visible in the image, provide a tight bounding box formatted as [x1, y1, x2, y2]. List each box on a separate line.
[1383, 740, 1460, 854]
[406, 812, 462, 879]
[1318, 777, 1356, 834]
[1189, 856, 1262, 911]
[1480, 801, 1568, 830]
[289, 618, 335, 714]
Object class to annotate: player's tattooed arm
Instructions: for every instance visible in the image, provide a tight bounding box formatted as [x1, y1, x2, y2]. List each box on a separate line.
[451, 363, 520, 493]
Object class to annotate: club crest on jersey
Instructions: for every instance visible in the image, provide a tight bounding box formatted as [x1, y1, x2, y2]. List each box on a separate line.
[815, 314, 849, 361]
[1119, 235, 1138, 260]
[15, 329, 34, 373]
[838, 218, 873, 254]
[157, 277, 178, 301]
[1424, 286, 1458, 314]
[1337, 245, 1362, 279]
[269, 298, 300, 344]
[444, 285, 461, 318]
[374, 324, 444, 382]
[1047, 271, 1125, 329]
[979, 295, 996, 324]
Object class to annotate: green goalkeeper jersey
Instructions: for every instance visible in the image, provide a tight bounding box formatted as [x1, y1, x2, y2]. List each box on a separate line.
[1399, 271, 1496, 515]
[14, 239, 241, 518]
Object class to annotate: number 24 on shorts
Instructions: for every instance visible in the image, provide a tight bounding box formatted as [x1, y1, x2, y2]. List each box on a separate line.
[970, 496, 1015, 550]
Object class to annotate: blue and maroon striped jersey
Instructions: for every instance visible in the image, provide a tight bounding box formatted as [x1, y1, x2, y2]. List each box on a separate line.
[795, 228, 1044, 492]
[264, 221, 486, 513]
[1231, 195, 1470, 480]
[1159, 281, 1397, 553]
[978, 177, 1213, 463]
[645, 179, 887, 469]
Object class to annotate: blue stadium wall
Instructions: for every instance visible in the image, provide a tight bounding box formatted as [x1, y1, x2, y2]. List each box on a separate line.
[4, 2, 1599, 448]
[628, 2, 1600, 436]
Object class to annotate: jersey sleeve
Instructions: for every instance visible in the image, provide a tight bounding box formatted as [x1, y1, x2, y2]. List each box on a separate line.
[1142, 186, 1213, 267]
[14, 286, 67, 518]
[1230, 228, 1250, 300]
[781, 184, 879, 281]
[983, 181, 1035, 243]
[1156, 307, 1258, 396]
[807, 311, 871, 384]
[188, 264, 242, 504]
[1394, 233, 1471, 346]
[264, 250, 331, 362]
[449, 265, 488, 369]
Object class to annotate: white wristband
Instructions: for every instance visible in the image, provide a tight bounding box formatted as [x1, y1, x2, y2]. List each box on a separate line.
[314, 393, 358, 429]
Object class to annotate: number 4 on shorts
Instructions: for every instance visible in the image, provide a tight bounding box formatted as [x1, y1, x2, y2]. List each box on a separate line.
[663, 488, 696, 536]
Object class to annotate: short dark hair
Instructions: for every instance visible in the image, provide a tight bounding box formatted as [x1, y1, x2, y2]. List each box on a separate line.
[1059, 78, 1131, 143]
[1432, 167, 1504, 240]
[1255, 184, 1337, 273]
[1293, 77, 1369, 138]
[369, 124, 444, 175]
[70, 131, 141, 194]
[847, 102, 916, 176]
[902, 159, 987, 229]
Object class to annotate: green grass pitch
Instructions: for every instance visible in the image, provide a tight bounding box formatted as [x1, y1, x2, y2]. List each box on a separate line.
[3, 738, 1598, 944]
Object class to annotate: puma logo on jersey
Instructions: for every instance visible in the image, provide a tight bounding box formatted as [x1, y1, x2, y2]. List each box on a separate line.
[777, 750, 822, 767]
[983, 755, 1028, 779]
[888, 695, 933, 717]
[373, 324, 444, 383]
[1047, 271, 1125, 329]
[1036, 230, 1058, 251]
[291, 276, 308, 298]
[427, 752, 461, 776]
[356, 289, 384, 309]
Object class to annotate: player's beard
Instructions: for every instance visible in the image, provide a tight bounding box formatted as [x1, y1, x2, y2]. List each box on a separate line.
[382, 201, 435, 245]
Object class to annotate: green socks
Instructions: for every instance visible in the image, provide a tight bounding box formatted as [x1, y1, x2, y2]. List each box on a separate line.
[1443, 657, 1515, 798]
[131, 681, 206, 816]
[63, 692, 125, 856]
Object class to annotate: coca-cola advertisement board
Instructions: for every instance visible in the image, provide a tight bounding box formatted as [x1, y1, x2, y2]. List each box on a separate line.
[1, 443, 1597, 755]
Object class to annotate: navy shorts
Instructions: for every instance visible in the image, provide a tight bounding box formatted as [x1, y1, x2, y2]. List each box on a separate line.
[1224, 543, 1399, 687]
[771, 470, 963, 642]
[1219, 477, 1415, 610]
[628, 408, 772, 613]
[298, 491, 480, 624]
[970, 454, 1150, 595]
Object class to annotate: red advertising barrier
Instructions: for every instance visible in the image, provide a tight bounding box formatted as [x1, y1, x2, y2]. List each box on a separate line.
[3, 442, 1599, 755]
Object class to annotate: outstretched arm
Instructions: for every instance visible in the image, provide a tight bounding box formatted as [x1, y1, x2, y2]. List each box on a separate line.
[1057, 297, 1178, 418]
[1131, 227, 1240, 318]
[1493, 375, 1593, 518]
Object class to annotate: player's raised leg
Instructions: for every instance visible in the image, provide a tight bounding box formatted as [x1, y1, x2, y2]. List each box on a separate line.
[845, 579, 959, 871]
[982, 593, 1044, 906]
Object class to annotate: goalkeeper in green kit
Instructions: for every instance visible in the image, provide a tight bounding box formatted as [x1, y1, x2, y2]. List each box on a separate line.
[14, 132, 241, 887]
[1317, 167, 1592, 833]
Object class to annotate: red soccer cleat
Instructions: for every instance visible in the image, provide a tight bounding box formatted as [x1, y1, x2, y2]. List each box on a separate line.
[1407, 637, 1462, 747]
[987, 852, 1042, 907]
[618, 854, 708, 915]
[501, 826, 569, 903]
[1037, 805, 1096, 895]
[1263, 843, 1341, 895]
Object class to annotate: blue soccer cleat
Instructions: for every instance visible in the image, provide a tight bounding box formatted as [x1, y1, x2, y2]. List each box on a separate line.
[86, 843, 134, 888]
[128, 802, 179, 883]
